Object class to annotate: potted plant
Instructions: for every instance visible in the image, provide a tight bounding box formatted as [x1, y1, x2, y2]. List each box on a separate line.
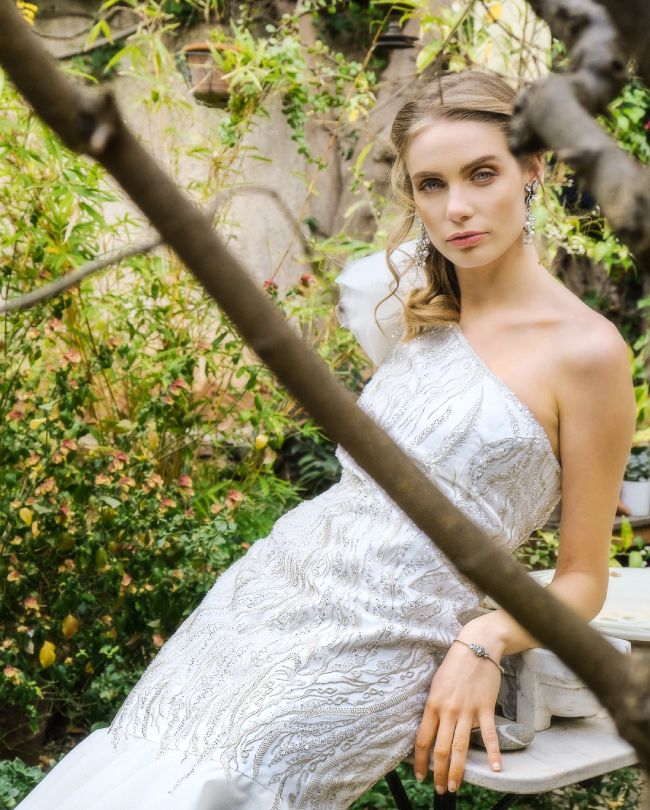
[620, 446, 650, 516]
[177, 42, 235, 107]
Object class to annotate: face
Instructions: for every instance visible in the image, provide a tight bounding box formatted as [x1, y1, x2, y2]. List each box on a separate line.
[406, 118, 536, 268]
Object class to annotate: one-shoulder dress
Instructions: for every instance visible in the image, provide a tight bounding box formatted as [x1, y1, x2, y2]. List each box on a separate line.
[17, 244, 562, 810]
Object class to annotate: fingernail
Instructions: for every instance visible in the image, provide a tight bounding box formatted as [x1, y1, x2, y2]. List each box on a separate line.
[415, 772, 424, 782]
[492, 762, 501, 771]
[448, 780, 457, 792]
[435, 785, 445, 795]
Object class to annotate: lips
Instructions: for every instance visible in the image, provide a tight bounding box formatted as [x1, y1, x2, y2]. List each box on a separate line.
[447, 231, 486, 242]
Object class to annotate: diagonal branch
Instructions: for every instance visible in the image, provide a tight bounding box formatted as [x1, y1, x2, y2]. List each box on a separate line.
[1, 0, 649, 779]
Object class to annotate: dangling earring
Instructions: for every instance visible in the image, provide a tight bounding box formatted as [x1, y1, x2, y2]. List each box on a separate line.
[414, 217, 432, 271]
[523, 180, 538, 247]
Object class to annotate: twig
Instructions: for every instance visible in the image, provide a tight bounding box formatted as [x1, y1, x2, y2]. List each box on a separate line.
[0, 236, 161, 314]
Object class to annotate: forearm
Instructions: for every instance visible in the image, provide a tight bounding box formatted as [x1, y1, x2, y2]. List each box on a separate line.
[457, 570, 608, 659]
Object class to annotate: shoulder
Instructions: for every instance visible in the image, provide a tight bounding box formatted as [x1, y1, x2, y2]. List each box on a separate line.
[549, 306, 635, 442]
[553, 308, 631, 386]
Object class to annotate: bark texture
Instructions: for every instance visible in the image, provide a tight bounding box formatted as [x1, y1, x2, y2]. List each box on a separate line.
[510, 0, 650, 267]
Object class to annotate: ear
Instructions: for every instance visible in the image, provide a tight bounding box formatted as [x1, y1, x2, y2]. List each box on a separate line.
[526, 153, 545, 186]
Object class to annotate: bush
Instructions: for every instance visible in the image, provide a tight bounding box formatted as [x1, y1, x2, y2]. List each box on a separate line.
[0, 758, 46, 809]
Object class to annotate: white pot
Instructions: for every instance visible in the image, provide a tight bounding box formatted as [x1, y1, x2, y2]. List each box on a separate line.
[620, 479, 650, 516]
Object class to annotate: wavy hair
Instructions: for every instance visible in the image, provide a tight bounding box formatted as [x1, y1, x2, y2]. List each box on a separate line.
[382, 70, 538, 340]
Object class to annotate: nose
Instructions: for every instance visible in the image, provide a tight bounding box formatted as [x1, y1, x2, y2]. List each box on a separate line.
[445, 184, 474, 222]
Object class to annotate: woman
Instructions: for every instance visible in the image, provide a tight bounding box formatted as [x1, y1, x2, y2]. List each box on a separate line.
[18, 70, 635, 809]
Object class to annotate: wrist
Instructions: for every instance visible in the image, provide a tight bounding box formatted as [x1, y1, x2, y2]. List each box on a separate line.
[457, 616, 508, 661]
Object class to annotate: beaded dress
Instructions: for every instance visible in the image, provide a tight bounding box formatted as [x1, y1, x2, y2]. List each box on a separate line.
[17, 244, 562, 810]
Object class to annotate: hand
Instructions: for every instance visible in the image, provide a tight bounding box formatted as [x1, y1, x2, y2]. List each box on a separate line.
[413, 639, 503, 794]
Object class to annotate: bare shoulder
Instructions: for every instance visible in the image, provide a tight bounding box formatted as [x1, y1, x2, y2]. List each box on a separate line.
[552, 306, 630, 381]
[547, 303, 634, 433]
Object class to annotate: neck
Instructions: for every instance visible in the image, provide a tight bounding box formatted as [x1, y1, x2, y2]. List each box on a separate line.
[453, 240, 549, 323]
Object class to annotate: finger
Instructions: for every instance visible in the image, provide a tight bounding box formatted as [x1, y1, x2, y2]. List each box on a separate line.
[413, 707, 439, 781]
[432, 715, 456, 794]
[447, 715, 473, 792]
[479, 711, 502, 772]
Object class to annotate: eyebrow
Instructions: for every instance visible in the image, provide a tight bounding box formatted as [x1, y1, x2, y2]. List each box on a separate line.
[411, 154, 500, 181]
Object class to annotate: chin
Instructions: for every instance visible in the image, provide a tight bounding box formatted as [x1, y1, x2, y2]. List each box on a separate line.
[446, 248, 502, 269]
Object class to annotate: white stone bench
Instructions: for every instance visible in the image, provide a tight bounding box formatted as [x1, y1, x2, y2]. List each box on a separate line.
[384, 713, 638, 809]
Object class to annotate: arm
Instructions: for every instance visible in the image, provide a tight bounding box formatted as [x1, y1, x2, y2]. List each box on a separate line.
[459, 319, 636, 656]
[413, 320, 636, 794]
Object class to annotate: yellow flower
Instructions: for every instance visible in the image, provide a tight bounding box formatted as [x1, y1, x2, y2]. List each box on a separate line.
[347, 106, 360, 123]
[39, 641, 56, 668]
[62, 615, 79, 640]
[255, 434, 269, 450]
[487, 2, 502, 21]
[19, 507, 32, 526]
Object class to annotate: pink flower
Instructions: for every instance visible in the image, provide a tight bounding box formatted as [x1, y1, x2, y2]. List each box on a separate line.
[23, 596, 40, 612]
[169, 379, 191, 396]
[35, 477, 57, 496]
[225, 489, 244, 510]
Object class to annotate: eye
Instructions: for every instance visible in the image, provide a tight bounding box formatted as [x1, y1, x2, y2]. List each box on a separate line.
[418, 178, 443, 192]
[473, 169, 496, 182]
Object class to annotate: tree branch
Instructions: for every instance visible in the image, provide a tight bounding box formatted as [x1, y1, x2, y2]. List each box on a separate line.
[1, 0, 649, 781]
[0, 235, 161, 314]
[509, 0, 650, 264]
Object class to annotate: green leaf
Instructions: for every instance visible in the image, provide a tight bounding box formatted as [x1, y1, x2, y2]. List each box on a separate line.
[416, 40, 441, 73]
[353, 142, 373, 177]
[628, 550, 645, 568]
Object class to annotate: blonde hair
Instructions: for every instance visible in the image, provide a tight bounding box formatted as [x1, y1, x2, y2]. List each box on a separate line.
[384, 70, 538, 339]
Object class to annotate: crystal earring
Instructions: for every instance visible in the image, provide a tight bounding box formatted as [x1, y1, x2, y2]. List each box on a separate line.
[414, 218, 432, 271]
[523, 180, 538, 247]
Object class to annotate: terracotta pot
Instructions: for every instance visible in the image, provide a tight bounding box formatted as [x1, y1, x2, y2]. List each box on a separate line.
[180, 43, 231, 107]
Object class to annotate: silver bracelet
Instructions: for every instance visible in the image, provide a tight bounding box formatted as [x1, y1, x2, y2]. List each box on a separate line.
[452, 639, 505, 674]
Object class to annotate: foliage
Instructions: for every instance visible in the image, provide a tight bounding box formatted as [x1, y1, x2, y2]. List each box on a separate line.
[625, 447, 650, 482]
[610, 517, 649, 568]
[515, 529, 560, 571]
[516, 518, 649, 571]
[92, 0, 377, 166]
[600, 78, 650, 166]
[0, 758, 46, 809]
[0, 71, 370, 737]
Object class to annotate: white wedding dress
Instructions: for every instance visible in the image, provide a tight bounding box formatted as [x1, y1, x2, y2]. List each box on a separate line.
[18, 244, 562, 810]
